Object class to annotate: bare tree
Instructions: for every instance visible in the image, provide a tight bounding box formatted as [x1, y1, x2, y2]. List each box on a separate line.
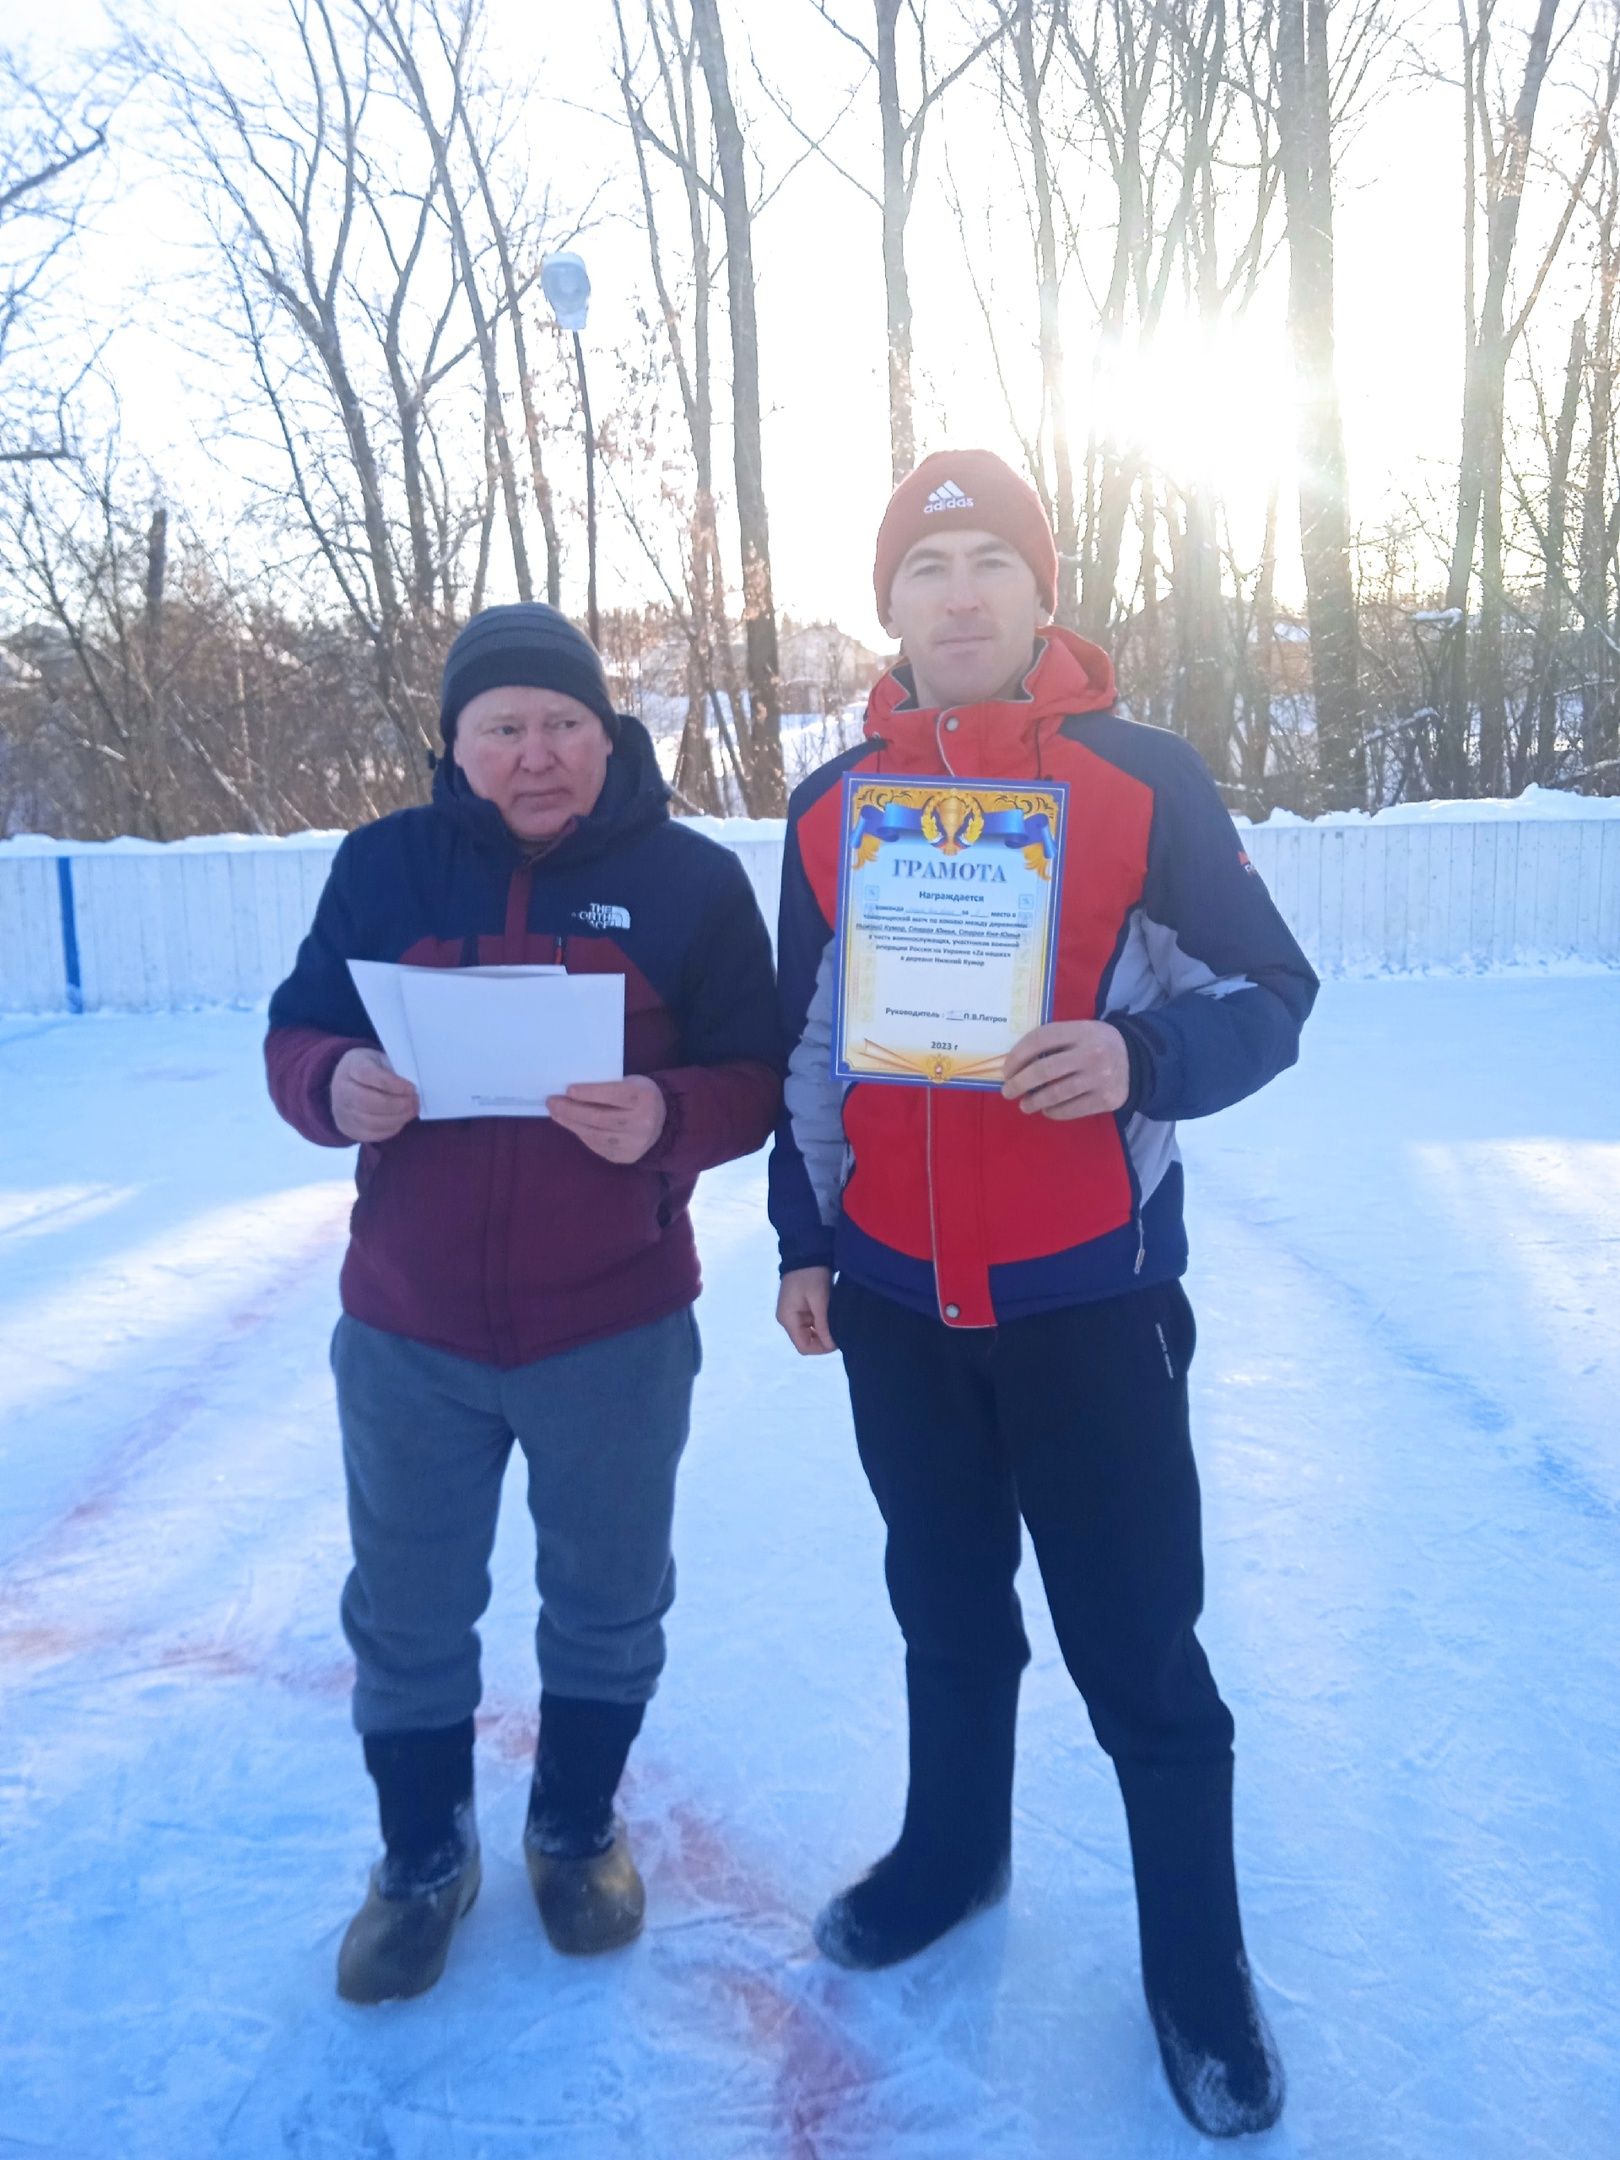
[690, 0, 786, 813]
[152, 5, 442, 762]
[1533, 315, 1583, 779]
[360, 0, 535, 604]
[0, 47, 116, 468]
[1164, 0, 1282, 776]
[4, 438, 263, 837]
[789, 3, 1011, 483]
[1441, 0, 1617, 792]
[611, 0, 750, 812]
[1578, 121, 1620, 771]
[146, 0, 582, 769]
[1, 437, 437, 837]
[434, 22, 568, 612]
[1277, 0, 1362, 807]
[999, 2, 1081, 624]
[1055, 0, 1173, 643]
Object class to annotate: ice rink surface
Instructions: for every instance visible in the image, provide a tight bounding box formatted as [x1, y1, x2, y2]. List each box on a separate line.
[1, 977, 1617, 2159]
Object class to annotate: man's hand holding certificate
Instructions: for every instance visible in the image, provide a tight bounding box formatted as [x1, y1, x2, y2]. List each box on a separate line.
[833, 775, 1068, 1088]
[1000, 1018, 1130, 1120]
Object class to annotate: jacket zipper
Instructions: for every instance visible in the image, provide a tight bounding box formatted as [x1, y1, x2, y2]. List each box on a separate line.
[487, 861, 535, 1363]
[921, 712, 954, 1319]
[925, 1087, 949, 1322]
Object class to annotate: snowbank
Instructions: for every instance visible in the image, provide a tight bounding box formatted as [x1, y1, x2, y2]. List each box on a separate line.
[1240, 784, 1620, 830]
[0, 829, 348, 855]
[5, 784, 1616, 862]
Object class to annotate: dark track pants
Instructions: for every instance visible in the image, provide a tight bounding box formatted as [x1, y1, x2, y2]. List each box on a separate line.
[830, 1274, 1234, 1768]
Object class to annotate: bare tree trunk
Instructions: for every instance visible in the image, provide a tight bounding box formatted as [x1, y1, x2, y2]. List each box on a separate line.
[807, 3, 1007, 486]
[614, 0, 743, 811]
[367, 175, 442, 618]
[1176, 479, 1231, 774]
[1062, 0, 1169, 640]
[674, 647, 720, 807]
[141, 503, 168, 837]
[1011, 0, 1078, 624]
[1581, 146, 1618, 770]
[1174, 20, 1238, 773]
[1278, 0, 1362, 809]
[1533, 314, 1585, 778]
[876, 0, 915, 482]
[1443, 0, 1562, 792]
[1139, 470, 1165, 725]
[690, 0, 784, 814]
[1238, 484, 1281, 809]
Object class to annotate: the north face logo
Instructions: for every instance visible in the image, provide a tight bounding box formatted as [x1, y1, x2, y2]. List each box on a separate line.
[922, 480, 974, 514]
[574, 901, 631, 932]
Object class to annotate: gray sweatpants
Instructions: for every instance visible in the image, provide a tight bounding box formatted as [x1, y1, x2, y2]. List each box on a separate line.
[332, 1307, 701, 1734]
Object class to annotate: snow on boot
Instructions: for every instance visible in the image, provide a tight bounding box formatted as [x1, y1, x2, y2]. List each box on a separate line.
[814, 1842, 1010, 1970]
[525, 1814, 645, 1955]
[814, 1654, 1019, 1972]
[1146, 1946, 1285, 2141]
[337, 1718, 479, 2005]
[337, 1808, 481, 2005]
[524, 1693, 646, 1955]
[1116, 1754, 1285, 2139]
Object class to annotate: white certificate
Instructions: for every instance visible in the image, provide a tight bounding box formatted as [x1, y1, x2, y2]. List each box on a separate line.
[832, 776, 1067, 1088]
[347, 961, 623, 1119]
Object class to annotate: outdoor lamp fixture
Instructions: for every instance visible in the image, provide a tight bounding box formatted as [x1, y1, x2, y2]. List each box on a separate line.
[540, 251, 599, 650]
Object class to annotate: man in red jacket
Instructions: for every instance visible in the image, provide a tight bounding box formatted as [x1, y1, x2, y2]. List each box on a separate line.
[268, 603, 780, 2003]
[770, 453, 1316, 2139]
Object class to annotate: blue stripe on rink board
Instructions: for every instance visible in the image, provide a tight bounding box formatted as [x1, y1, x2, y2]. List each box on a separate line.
[56, 855, 83, 1013]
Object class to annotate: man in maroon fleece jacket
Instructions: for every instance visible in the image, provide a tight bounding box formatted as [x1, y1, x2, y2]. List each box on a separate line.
[267, 603, 780, 2002]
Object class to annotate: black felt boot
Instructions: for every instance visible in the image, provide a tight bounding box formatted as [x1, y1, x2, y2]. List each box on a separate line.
[337, 1717, 480, 2004]
[814, 1656, 1018, 1970]
[1116, 1755, 1284, 2139]
[524, 1693, 646, 1954]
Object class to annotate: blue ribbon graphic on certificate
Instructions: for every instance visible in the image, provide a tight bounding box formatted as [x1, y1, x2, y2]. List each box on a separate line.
[832, 775, 1069, 1087]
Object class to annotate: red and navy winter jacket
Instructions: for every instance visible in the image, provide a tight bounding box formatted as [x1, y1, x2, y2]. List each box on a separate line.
[768, 628, 1318, 1327]
[266, 717, 781, 1367]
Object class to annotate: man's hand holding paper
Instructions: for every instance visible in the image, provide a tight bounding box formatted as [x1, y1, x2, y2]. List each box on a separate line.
[346, 960, 624, 1121]
[547, 1076, 668, 1163]
[331, 1046, 420, 1142]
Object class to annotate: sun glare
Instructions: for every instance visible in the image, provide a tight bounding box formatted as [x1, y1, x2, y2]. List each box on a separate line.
[1089, 314, 1296, 513]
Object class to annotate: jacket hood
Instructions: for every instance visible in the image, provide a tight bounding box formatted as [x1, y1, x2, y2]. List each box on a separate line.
[863, 625, 1117, 770]
[432, 710, 672, 870]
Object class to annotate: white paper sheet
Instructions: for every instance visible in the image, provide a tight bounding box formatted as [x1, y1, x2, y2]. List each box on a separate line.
[346, 961, 621, 1119]
[346, 959, 422, 1087]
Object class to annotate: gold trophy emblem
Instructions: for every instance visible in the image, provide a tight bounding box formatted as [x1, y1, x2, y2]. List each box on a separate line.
[922, 790, 984, 856]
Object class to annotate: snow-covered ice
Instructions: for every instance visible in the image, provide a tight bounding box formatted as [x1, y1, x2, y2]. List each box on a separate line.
[1, 981, 1617, 2159]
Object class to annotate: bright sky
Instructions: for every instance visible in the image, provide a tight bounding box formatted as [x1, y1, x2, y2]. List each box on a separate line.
[31, 0, 1595, 648]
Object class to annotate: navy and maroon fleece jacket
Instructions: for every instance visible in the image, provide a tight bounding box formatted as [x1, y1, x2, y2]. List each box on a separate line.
[266, 717, 781, 1367]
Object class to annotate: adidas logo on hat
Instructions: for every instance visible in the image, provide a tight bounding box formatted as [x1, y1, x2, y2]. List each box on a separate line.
[874, 449, 1059, 613]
